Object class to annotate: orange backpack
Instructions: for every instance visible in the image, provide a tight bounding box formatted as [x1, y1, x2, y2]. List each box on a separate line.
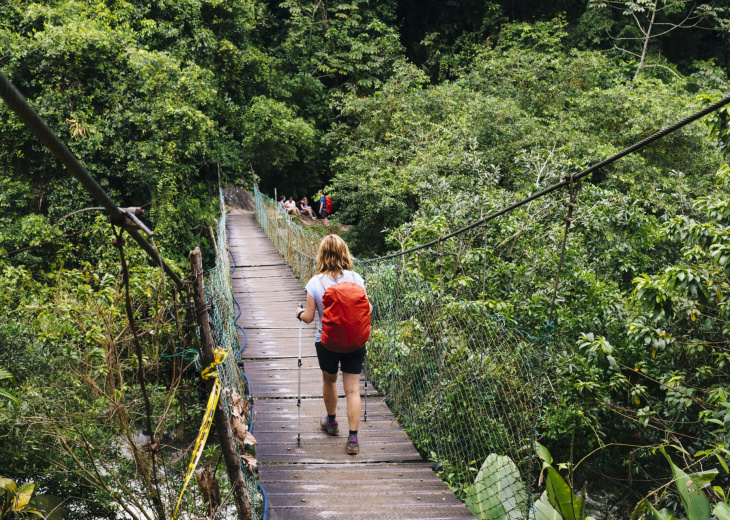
[319, 274, 371, 353]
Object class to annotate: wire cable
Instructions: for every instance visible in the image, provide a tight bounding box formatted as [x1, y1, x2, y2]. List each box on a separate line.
[367, 92, 730, 261]
[0, 71, 183, 287]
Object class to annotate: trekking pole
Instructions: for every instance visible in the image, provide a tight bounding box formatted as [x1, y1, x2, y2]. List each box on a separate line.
[363, 353, 368, 423]
[297, 303, 303, 446]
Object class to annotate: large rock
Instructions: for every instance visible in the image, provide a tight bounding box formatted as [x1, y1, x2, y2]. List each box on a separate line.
[223, 183, 255, 211]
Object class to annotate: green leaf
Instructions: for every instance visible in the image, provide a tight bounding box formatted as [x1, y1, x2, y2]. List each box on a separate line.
[0, 477, 17, 494]
[715, 453, 728, 474]
[660, 447, 712, 520]
[16, 482, 34, 509]
[545, 467, 583, 520]
[715, 502, 730, 520]
[632, 499, 682, 520]
[688, 469, 718, 486]
[465, 454, 527, 519]
[536, 442, 553, 465]
[0, 387, 19, 404]
[534, 491, 562, 520]
[653, 509, 683, 520]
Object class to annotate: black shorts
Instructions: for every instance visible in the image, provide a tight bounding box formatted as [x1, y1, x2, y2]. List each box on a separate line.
[320, 209, 328, 218]
[316, 342, 366, 375]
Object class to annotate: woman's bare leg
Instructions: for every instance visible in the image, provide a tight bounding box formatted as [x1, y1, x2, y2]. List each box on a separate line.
[342, 372, 361, 432]
[322, 371, 338, 416]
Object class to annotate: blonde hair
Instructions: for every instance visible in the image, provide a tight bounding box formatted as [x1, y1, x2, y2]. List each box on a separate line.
[317, 234, 353, 276]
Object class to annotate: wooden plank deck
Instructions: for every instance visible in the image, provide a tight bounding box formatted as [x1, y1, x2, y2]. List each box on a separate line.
[228, 212, 474, 520]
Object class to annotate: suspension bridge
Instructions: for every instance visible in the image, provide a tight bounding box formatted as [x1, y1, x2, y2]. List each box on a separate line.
[2, 68, 730, 520]
[228, 210, 475, 519]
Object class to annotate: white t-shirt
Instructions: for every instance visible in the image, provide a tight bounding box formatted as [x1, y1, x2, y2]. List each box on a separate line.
[284, 200, 296, 210]
[305, 270, 366, 343]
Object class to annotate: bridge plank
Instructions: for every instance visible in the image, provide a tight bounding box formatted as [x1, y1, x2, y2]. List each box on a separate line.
[229, 211, 474, 519]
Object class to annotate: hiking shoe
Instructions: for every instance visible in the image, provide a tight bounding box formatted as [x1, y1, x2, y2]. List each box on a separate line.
[346, 435, 359, 454]
[320, 416, 339, 436]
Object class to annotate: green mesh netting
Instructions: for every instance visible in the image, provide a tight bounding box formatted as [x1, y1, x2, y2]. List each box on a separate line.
[202, 190, 264, 518]
[253, 187, 552, 519]
[255, 187, 319, 286]
[359, 258, 551, 518]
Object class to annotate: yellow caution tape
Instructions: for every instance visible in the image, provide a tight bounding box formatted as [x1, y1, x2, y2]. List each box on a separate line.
[200, 348, 228, 380]
[171, 349, 227, 520]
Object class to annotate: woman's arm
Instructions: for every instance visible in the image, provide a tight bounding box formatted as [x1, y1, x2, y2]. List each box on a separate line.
[295, 294, 316, 323]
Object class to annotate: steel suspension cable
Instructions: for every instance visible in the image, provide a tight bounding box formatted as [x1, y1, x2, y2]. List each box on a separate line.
[367, 92, 730, 261]
[0, 71, 183, 287]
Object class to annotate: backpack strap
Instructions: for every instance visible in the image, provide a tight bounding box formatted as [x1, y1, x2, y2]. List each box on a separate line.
[318, 272, 353, 290]
[318, 274, 337, 291]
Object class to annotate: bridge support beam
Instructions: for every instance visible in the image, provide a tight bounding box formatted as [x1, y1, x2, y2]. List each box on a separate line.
[189, 247, 253, 520]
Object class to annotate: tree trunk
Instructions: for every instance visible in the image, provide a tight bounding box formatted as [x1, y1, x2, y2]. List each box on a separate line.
[189, 247, 254, 520]
[634, 0, 659, 81]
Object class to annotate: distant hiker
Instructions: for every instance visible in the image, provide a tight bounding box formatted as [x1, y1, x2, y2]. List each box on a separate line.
[295, 235, 372, 455]
[299, 197, 316, 220]
[284, 196, 300, 216]
[318, 189, 329, 226]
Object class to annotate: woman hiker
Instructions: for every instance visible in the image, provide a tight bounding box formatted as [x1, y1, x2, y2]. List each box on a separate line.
[294, 234, 372, 454]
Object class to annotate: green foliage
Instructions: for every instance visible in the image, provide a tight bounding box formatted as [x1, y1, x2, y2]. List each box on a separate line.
[631, 447, 729, 520]
[277, 0, 404, 92]
[0, 218, 202, 518]
[698, 94, 730, 159]
[241, 96, 317, 190]
[0, 477, 43, 519]
[2, 0, 730, 517]
[0, 0, 273, 266]
[536, 443, 595, 520]
[465, 454, 526, 520]
[0, 367, 18, 405]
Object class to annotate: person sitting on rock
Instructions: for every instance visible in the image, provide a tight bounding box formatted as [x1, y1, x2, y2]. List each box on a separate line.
[299, 197, 316, 220]
[284, 196, 301, 216]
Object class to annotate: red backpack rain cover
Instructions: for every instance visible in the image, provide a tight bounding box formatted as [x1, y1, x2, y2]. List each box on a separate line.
[319, 275, 371, 353]
[325, 196, 333, 213]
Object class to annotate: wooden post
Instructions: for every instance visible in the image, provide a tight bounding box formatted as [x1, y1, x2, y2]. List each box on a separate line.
[208, 225, 218, 255]
[184, 292, 198, 351]
[189, 247, 253, 520]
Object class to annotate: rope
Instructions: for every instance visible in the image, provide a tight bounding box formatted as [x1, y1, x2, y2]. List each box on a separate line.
[161, 347, 201, 370]
[366, 93, 730, 261]
[226, 225, 255, 434]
